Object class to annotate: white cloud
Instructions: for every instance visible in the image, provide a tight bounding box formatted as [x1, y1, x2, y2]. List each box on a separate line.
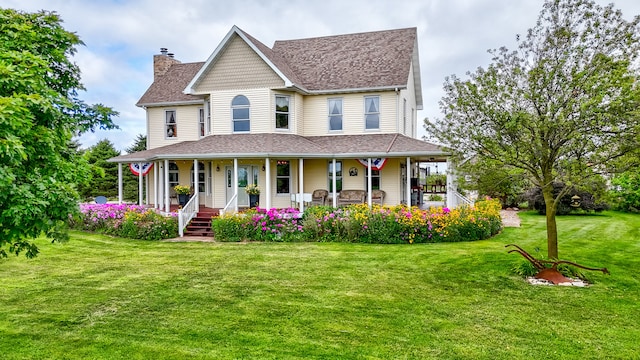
[2, 0, 640, 151]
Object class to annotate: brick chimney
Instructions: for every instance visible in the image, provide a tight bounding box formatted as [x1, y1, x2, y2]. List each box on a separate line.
[153, 47, 180, 79]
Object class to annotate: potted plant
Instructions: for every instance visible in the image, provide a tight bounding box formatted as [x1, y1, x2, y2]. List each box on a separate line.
[174, 185, 192, 206]
[245, 183, 260, 208]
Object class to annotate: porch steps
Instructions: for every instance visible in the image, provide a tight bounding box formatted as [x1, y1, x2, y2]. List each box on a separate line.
[183, 209, 219, 237]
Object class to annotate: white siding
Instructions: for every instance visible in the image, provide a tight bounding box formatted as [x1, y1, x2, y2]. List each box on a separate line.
[147, 105, 203, 150]
[400, 63, 418, 137]
[209, 88, 272, 134]
[301, 91, 398, 136]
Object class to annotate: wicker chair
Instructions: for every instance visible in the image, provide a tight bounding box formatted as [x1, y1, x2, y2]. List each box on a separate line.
[311, 189, 329, 206]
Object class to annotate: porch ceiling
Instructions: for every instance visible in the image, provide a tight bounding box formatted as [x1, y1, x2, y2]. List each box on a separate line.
[108, 133, 449, 163]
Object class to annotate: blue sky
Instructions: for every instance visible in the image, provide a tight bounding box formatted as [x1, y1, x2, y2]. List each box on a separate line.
[2, 0, 639, 153]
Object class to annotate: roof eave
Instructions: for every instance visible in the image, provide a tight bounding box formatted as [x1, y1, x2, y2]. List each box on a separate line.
[136, 99, 205, 108]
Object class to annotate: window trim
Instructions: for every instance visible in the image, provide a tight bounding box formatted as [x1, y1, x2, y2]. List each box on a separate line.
[198, 107, 205, 138]
[191, 162, 206, 193]
[231, 95, 250, 133]
[364, 95, 380, 130]
[275, 95, 290, 131]
[328, 97, 343, 132]
[165, 109, 177, 139]
[168, 162, 179, 188]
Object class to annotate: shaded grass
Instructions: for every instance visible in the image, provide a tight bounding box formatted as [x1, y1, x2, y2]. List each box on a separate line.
[0, 211, 639, 359]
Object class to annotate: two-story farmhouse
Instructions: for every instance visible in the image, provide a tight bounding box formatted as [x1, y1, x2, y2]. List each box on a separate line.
[109, 26, 455, 214]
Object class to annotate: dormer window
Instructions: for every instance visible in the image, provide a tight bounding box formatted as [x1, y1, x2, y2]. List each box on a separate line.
[364, 96, 380, 130]
[231, 95, 250, 132]
[165, 110, 177, 138]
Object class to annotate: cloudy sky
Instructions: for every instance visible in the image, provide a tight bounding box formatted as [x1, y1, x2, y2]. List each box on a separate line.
[2, 0, 639, 152]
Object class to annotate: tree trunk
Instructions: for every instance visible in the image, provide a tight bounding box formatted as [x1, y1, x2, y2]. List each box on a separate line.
[542, 186, 558, 259]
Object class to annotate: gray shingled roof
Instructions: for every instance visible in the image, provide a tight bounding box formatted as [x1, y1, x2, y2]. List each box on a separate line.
[273, 28, 416, 91]
[139, 27, 418, 105]
[137, 61, 204, 106]
[108, 133, 446, 163]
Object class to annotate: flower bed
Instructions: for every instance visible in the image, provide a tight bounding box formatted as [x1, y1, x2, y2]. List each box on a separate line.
[71, 204, 178, 240]
[212, 199, 502, 243]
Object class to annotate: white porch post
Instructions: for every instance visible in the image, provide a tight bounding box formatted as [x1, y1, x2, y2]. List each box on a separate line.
[298, 158, 304, 212]
[153, 161, 158, 209]
[446, 158, 456, 208]
[265, 158, 271, 210]
[138, 162, 143, 206]
[145, 171, 149, 205]
[367, 157, 372, 208]
[233, 158, 238, 213]
[117, 163, 123, 204]
[164, 159, 170, 213]
[193, 159, 199, 209]
[332, 159, 337, 208]
[406, 157, 411, 207]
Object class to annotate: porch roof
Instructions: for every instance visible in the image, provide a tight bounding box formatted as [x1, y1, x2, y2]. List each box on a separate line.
[107, 133, 448, 163]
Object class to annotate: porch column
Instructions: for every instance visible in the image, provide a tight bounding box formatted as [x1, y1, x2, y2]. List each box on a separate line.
[265, 158, 271, 210]
[157, 161, 164, 210]
[298, 158, 304, 212]
[233, 158, 238, 213]
[446, 158, 456, 208]
[193, 159, 199, 209]
[145, 171, 149, 205]
[406, 157, 411, 207]
[153, 162, 158, 208]
[367, 157, 372, 208]
[117, 163, 123, 204]
[138, 162, 143, 206]
[332, 159, 337, 208]
[164, 159, 170, 213]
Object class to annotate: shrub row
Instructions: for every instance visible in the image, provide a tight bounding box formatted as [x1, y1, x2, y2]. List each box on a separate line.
[70, 204, 178, 240]
[212, 199, 502, 243]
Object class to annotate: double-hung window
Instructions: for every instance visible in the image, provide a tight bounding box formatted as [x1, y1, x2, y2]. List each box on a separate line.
[168, 162, 179, 188]
[276, 160, 290, 194]
[275, 95, 290, 130]
[328, 98, 343, 131]
[328, 161, 342, 192]
[364, 96, 380, 130]
[365, 169, 381, 190]
[165, 110, 177, 138]
[232, 95, 250, 132]
[198, 108, 205, 138]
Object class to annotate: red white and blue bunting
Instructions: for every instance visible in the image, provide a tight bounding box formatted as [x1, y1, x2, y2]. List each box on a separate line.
[356, 158, 387, 171]
[129, 162, 153, 176]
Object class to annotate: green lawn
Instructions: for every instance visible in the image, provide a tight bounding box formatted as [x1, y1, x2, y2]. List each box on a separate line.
[1, 211, 639, 359]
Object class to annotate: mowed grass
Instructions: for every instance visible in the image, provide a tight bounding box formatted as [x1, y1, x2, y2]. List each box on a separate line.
[1, 212, 639, 359]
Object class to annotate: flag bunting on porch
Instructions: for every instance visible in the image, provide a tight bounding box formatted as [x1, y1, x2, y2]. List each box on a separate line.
[356, 158, 387, 171]
[129, 162, 153, 176]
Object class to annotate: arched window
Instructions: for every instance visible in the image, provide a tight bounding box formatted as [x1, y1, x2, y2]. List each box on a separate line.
[231, 95, 250, 132]
[191, 162, 205, 192]
[168, 162, 179, 188]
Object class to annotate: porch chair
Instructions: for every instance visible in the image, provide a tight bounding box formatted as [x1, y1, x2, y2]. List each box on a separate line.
[311, 189, 329, 206]
[371, 189, 386, 206]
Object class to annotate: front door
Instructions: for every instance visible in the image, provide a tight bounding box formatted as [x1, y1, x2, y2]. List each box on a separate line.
[226, 165, 259, 207]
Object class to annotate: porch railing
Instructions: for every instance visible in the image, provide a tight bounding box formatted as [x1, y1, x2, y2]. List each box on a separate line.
[220, 193, 237, 217]
[452, 190, 474, 208]
[178, 195, 198, 237]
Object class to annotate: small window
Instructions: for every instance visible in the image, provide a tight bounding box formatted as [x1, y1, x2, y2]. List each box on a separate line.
[365, 96, 380, 130]
[232, 95, 250, 132]
[365, 169, 381, 190]
[328, 98, 342, 131]
[165, 110, 177, 138]
[328, 161, 342, 192]
[198, 108, 205, 138]
[276, 160, 290, 194]
[168, 162, 179, 188]
[403, 99, 407, 134]
[275, 95, 290, 130]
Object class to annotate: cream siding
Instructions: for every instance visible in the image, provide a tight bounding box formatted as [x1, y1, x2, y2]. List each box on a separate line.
[193, 35, 285, 93]
[301, 91, 398, 136]
[147, 105, 203, 150]
[400, 63, 418, 137]
[209, 88, 272, 134]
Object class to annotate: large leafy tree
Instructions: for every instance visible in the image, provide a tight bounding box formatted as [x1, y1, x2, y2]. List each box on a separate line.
[426, 0, 640, 258]
[0, 9, 117, 257]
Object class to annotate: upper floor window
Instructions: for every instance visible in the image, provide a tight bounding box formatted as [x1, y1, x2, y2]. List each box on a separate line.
[328, 98, 342, 131]
[275, 95, 290, 130]
[365, 96, 380, 130]
[198, 108, 205, 138]
[165, 110, 177, 138]
[231, 95, 250, 132]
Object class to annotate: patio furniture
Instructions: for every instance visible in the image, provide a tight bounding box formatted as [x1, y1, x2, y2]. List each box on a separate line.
[311, 189, 329, 206]
[337, 190, 366, 206]
[371, 189, 386, 205]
